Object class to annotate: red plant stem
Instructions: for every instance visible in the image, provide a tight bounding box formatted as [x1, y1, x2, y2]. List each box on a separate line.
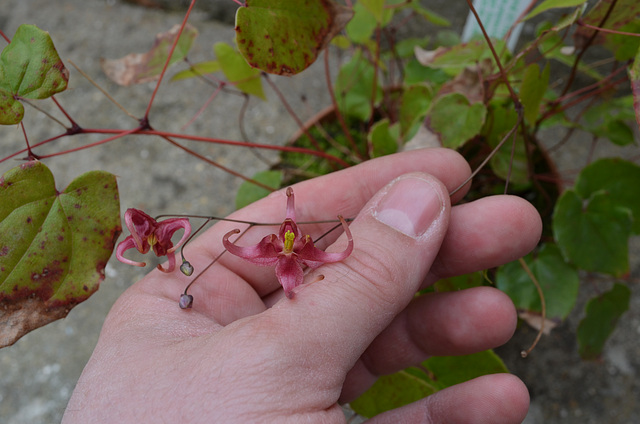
[140, 129, 350, 166]
[465, 0, 519, 105]
[20, 122, 35, 159]
[561, 0, 618, 96]
[0, 29, 10, 43]
[577, 21, 640, 37]
[34, 127, 143, 159]
[537, 73, 628, 124]
[160, 136, 275, 191]
[4, 126, 350, 168]
[143, 0, 197, 119]
[51, 95, 80, 129]
[323, 50, 364, 160]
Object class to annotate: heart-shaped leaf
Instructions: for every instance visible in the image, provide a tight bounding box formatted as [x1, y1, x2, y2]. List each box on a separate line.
[214, 42, 265, 100]
[0, 161, 120, 348]
[235, 0, 353, 75]
[577, 283, 630, 360]
[0, 24, 69, 125]
[497, 244, 579, 321]
[426, 93, 487, 149]
[351, 350, 508, 418]
[553, 189, 632, 277]
[574, 158, 640, 234]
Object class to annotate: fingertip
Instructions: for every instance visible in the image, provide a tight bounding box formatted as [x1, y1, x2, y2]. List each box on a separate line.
[370, 373, 530, 424]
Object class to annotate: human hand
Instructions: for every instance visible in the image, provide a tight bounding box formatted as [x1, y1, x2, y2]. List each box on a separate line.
[63, 148, 540, 423]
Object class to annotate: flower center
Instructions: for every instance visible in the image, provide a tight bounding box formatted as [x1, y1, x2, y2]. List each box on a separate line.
[283, 230, 295, 253]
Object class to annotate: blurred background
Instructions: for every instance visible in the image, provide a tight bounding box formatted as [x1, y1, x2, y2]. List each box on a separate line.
[0, 1, 638, 423]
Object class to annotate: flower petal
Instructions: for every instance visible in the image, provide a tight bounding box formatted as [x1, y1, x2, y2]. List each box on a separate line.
[115, 236, 147, 267]
[157, 251, 177, 273]
[124, 208, 156, 252]
[275, 254, 304, 298]
[223, 230, 280, 266]
[297, 215, 353, 268]
[154, 217, 192, 254]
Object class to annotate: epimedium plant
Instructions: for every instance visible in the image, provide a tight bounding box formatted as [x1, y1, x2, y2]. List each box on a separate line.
[1, 0, 640, 420]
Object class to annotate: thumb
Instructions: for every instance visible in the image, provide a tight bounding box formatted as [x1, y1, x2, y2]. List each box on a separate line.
[278, 173, 451, 366]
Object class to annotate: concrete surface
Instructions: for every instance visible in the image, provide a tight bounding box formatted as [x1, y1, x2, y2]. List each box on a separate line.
[0, 1, 638, 423]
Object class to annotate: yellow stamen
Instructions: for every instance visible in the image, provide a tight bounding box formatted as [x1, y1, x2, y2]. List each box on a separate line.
[283, 230, 295, 253]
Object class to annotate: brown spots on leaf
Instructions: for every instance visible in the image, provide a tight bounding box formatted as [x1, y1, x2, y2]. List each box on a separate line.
[26, 217, 32, 224]
[0, 246, 9, 256]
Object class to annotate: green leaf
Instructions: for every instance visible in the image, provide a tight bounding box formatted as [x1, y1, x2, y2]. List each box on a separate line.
[101, 24, 198, 86]
[334, 50, 382, 121]
[171, 60, 221, 81]
[553, 189, 632, 277]
[484, 104, 529, 185]
[574, 158, 640, 234]
[399, 84, 432, 138]
[434, 271, 486, 292]
[520, 63, 550, 125]
[415, 39, 508, 76]
[0, 24, 69, 125]
[426, 93, 487, 149]
[351, 349, 507, 418]
[235, 0, 353, 75]
[577, 283, 631, 360]
[345, 3, 378, 44]
[524, 0, 587, 20]
[497, 244, 579, 320]
[350, 370, 436, 417]
[235, 170, 282, 210]
[422, 350, 509, 390]
[214, 42, 265, 100]
[359, 0, 384, 23]
[409, 2, 450, 27]
[0, 161, 121, 348]
[368, 119, 398, 158]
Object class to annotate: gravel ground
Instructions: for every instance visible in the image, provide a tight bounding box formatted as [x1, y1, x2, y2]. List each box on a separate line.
[0, 1, 638, 423]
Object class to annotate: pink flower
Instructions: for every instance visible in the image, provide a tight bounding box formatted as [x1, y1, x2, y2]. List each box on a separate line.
[223, 187, 353, 298]
[116, 208, 191, 273]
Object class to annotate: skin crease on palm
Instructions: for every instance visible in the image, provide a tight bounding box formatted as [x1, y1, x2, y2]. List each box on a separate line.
[62, 148, 540, 424]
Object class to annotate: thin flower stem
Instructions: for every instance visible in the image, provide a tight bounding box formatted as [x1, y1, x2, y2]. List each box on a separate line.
[263, 74, 326, 155]
[69, 59, 138, 121]
[324, 50, 365, 160]
[180, 84, 223, 130]
[519, 257, 546, 358]
[19, 98, 68, 129]
[450, 109, 524, 197]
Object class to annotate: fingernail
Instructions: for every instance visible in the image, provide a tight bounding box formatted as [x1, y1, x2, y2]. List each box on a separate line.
[374, 176, 445, 239]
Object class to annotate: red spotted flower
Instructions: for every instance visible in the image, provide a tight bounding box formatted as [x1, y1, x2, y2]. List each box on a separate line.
[223, 187, 353, 298]
[116, 208, 191, 273]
